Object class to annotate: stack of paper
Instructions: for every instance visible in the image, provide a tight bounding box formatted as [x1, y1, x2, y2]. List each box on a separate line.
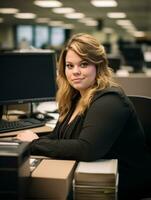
[73, 159, 118, 200]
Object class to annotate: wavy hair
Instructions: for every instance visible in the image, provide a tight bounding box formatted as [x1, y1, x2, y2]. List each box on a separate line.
[56, 33, 118, 122]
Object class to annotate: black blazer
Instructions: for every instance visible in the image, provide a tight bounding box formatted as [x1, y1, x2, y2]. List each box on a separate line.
[30, 87, 151, 199]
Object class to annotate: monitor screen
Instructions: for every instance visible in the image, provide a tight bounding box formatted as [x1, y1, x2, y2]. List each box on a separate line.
[121, 45, 145, 73]
[0, 51, 57, 105]
[107, 55, 121, 72]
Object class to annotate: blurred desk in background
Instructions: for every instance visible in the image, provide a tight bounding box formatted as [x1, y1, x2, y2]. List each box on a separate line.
[114, 73, 151, 97]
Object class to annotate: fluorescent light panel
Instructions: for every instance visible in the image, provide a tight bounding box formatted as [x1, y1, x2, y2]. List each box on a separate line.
[103, 27, 114, 33]
[91, 0, 117, 7]
[65, 12, 85, 19]
[34, 0, 62, 8]
[52, 7, 75, 14]
[49, 20, 64, 26]
[107, 12, 126, 18]
[116, 19, 133, 26]
[14, 13, 36, 19]
[0, 8, 19, 14]
[36, 18, 50, 23]
[79, 18, 98, 26]
[63, 24, 74, 29]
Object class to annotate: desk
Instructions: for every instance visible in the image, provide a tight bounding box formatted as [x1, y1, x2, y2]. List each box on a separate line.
[0, 114, 53, 138]
[0, 125, 52, 138]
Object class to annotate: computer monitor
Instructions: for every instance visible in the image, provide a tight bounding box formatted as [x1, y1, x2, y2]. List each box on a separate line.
[107, 55, 121, 72]
[121, 45, 145, 73]
[0, 51, 57, 107]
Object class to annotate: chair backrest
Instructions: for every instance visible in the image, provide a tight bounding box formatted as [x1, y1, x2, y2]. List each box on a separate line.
[128, 95, 151, 149]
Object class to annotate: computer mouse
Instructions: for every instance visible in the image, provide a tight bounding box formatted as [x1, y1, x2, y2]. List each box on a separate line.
[35, 113, 54, 121]
[35, 113, 45, 120]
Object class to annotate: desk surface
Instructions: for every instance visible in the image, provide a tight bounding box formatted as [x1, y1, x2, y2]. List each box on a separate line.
[0, 125, 52, 138]
[0, 114, 53, 138]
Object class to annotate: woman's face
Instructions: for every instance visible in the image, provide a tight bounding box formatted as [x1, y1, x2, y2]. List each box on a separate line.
[65, 49, 96, 95]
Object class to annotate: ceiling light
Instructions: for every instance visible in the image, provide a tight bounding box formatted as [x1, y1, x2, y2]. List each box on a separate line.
[49, 20, 64, 26]
[34, 0, 62, 8]
[36, 18, 50, 23]
[14, 13, 36, 19]
[133, 30, 145, 35]
[79, 18, 98, 26]
[107, 12, 126, 18]
[0, 8, 19, 14]
[103, 27, 114, 33]
[52, 7, 75, 14]
[79, 17, 95, 23]
[65, 13, 85, 19]
[91, 0, 117, 7]
[85, 21, 98, 26]
[63, 24, 75, 29]
[116, 19, 133, 26]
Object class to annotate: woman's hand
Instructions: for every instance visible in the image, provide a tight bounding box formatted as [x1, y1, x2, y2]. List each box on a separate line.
[16, 130, 39, 142]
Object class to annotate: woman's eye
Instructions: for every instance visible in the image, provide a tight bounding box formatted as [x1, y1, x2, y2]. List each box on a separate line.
[80, 62, 89, 68]
[66, 63, 73, 69]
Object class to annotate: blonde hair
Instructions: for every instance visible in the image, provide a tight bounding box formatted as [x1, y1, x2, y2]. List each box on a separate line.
[57, 33, 118, 122]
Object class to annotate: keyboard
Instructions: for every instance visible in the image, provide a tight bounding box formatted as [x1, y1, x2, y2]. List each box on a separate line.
[0, 118, 46, 133]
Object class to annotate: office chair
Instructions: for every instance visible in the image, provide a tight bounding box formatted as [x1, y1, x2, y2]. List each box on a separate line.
[128, 95, 151, 151]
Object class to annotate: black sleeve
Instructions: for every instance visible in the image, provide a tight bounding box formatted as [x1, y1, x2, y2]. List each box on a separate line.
[30, 94, 130, 161]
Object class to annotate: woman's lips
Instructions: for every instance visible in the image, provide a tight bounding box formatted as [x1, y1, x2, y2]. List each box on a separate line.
[72, 78, 84, 82]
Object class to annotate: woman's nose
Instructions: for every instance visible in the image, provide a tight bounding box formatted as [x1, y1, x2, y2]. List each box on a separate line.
[72, 65, 81, 74]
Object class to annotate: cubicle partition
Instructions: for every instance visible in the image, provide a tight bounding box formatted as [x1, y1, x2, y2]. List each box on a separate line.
[114, 74, 151, 97]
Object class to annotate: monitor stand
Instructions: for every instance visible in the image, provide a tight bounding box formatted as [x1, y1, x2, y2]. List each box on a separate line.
[18, 103, 35, 119]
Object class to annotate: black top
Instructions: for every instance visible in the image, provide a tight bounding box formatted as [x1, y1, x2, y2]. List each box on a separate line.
[30, 87, 151, 199]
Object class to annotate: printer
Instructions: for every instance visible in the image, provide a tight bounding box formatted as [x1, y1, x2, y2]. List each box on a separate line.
[0, 141, 30, 200]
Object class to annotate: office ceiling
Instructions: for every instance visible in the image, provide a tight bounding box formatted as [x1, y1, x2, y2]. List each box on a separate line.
[0, 0, 151, 40]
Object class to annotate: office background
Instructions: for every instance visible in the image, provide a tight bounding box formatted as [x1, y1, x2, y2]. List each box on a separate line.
[0, 0, 151, 55]
[0, 2, 151, 199]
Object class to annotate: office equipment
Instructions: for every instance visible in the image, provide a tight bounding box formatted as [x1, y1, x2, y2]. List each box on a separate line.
[0, 51, 57, 129]
[103, 42, 111, 54]
[107, 54, 121, 72]
[121, 45, 145, 73]
[73, 159, 118, 200]
[0, 141, 30, 200]
[28, 159, 76, 200]
[0, 118, 46, 133]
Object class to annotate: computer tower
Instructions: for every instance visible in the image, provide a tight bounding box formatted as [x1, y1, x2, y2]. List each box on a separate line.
[0, 141, 30, 200]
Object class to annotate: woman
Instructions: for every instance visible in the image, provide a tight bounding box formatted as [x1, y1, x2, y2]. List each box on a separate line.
[17, 33, 151, 199]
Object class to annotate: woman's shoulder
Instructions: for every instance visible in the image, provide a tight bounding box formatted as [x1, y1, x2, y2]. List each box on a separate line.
[94, 86, 126, 99]
[93, 86, 131, 108]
